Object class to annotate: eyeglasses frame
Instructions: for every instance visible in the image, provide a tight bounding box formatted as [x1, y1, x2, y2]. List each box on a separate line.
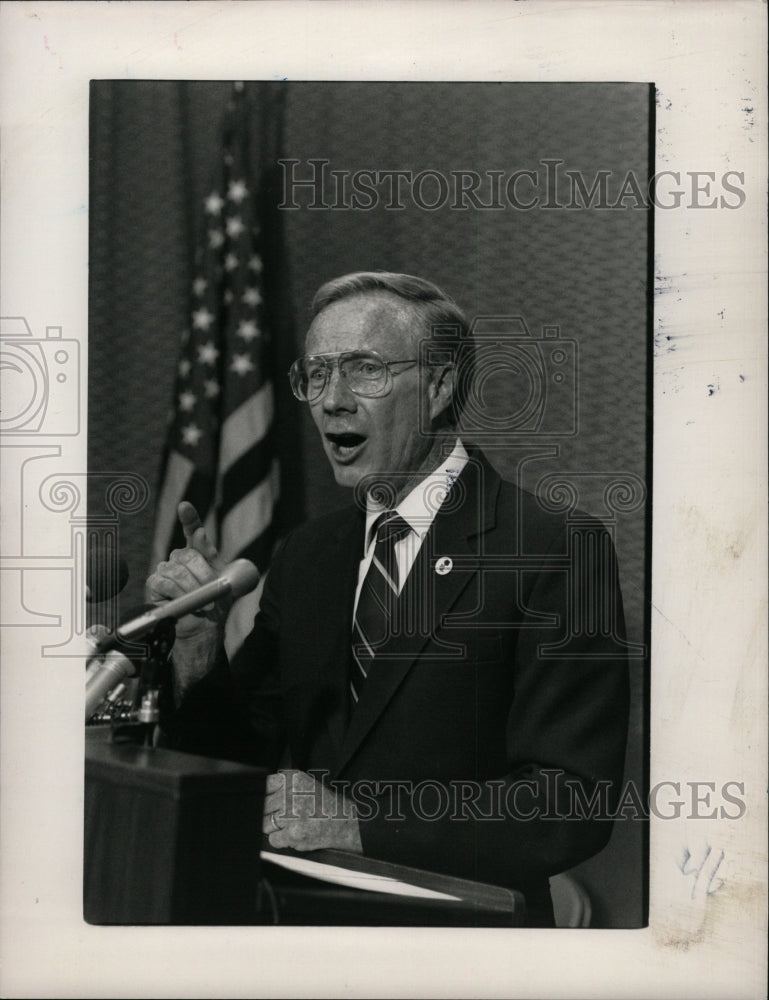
[288, 350, 421, 402]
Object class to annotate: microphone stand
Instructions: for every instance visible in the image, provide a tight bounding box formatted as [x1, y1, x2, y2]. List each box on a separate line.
[87, 559, 258, 734]
[87, 611, 176, 747]
[130, 617, 175, 747]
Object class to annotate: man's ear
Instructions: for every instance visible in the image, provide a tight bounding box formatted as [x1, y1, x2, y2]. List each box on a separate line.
[427, 364, 456, 423]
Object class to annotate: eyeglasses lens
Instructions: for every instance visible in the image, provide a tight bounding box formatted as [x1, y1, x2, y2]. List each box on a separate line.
[293, 353, 387, 401]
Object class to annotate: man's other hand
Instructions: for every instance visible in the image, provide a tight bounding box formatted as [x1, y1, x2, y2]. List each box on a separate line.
[146, 501, 230, 640]
[262, 770, 363, 854]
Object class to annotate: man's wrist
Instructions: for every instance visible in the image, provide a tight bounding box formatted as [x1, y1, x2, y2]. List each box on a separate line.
[331, 793, 362, 852]
[170, 624, 224, 706]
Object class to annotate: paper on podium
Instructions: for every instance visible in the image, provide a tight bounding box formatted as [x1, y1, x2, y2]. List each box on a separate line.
[260, 850, 461, 901]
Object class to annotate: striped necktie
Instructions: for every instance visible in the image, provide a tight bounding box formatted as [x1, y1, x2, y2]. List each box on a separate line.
[350, 512, 412, 705]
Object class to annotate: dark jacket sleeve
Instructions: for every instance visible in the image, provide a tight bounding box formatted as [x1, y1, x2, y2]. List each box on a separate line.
[158, 541, 287, 769]
[356, 519, 631, 895]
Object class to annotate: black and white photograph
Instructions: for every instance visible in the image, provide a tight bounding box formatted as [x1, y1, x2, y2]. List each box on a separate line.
[0, 3, 765, 998]
[83, 78, 651, 932]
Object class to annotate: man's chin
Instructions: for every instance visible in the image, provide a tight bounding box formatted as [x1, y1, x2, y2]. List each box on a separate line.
[331, 463, 363, 489]
[329, 462, 403, 509]
[328, 455, 381, 496]
[322, 446, 363, 485]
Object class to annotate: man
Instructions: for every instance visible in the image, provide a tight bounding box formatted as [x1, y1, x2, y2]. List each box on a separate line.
[149, 271, 630, 926]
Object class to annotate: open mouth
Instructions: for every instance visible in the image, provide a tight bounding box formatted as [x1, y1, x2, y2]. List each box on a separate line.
[325, 432, 367, 461]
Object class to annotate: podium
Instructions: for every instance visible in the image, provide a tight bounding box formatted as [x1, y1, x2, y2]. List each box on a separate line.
[85, 739, 526, 926]
[84, 739, 266, 924]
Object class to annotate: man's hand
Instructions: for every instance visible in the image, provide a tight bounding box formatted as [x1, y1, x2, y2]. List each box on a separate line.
[145, 502, 230, 701]
[262, 770, 363, 854]
[146, 501, 230, 640]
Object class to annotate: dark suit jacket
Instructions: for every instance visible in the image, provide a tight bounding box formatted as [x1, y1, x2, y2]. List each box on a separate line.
[164, 451, 631, 925]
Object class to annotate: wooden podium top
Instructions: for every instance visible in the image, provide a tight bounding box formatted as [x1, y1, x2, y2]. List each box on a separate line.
[86, 738, 267, 796]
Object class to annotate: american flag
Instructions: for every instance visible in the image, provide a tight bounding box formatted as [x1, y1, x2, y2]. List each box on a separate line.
[151, 82, 279, 657]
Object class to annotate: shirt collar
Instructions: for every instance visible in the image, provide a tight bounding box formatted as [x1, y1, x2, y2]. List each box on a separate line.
[364, 438, 469, 550]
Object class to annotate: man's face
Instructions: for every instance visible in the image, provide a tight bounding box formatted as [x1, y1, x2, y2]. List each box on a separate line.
[304, 292, 438, 493]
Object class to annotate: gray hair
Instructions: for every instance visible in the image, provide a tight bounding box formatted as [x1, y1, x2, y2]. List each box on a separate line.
[311, 271, 473, 426]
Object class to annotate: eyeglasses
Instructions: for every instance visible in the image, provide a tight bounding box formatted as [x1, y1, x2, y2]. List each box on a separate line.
[288, 351, 419, 403]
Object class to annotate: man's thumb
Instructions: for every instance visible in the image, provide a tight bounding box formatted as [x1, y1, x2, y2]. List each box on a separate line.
[178, 501, 220, 562]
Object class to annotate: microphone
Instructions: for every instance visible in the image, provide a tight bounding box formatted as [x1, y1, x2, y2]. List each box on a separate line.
[85, 649, 136, 721]
[86, 541, 130, 603]
[96, 559, 260, 654]
[85, 603, 174, 723]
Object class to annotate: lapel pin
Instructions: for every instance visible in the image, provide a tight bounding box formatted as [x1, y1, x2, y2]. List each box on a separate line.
[435, 556, 453, 576]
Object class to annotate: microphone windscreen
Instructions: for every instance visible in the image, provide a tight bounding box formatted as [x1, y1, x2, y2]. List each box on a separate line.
[86, 540, 130, 603]
[223, 559, 261, 598]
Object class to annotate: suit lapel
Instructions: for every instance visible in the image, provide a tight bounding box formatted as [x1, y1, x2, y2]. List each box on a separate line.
[335, 452, 500, 775]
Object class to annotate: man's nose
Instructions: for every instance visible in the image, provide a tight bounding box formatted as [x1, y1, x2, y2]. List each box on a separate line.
[322, 364, 356, 411]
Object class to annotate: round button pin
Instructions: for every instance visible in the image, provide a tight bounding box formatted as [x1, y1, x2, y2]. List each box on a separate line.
[435, 556, 453, 576]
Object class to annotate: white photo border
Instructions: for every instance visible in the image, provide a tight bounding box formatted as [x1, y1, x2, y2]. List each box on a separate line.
[0, 2, 766, 998]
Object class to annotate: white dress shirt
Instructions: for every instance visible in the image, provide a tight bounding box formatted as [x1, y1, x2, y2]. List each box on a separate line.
[352, 438, 469, 616]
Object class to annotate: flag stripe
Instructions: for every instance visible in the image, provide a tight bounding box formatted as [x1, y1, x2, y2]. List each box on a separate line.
[218, 382, 274, 472]
[150, 450, 195, 567]
[236, 525, 277, 571]
[220, 423, 277, 517]
[165, 467, 217, 555]
[224, 579, 265, 662]
[219, 459, 280, 562]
